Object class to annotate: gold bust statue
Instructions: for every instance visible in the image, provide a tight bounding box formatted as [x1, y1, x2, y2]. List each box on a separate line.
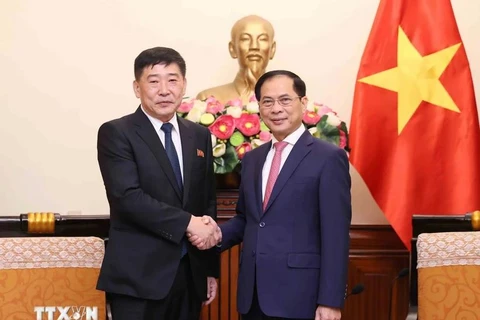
[196, 15, 277, 105]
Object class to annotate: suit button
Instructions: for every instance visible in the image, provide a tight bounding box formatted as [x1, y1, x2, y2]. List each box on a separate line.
[259, 222, 265, 228]
[252, 250, 256, 256]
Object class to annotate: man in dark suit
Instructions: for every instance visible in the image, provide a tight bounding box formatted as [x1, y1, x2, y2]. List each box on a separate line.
[191, 70, 351, 320]
[96, 46, 220, 320]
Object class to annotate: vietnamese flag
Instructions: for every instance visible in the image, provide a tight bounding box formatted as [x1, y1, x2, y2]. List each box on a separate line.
[349, 0, 480, 250]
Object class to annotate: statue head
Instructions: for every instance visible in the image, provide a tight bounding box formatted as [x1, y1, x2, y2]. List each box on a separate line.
[229, 15, 276, 81]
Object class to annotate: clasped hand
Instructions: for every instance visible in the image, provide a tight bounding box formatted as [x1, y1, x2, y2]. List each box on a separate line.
[186, 216, 222, 250]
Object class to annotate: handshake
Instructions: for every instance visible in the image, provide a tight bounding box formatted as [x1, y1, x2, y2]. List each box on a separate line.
[186, 215, 222, 250]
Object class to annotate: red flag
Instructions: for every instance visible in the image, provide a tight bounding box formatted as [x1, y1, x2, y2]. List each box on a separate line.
[349, 0, 480, 250]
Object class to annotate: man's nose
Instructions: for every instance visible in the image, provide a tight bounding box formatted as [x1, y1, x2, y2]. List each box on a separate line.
[157, 81, 169, 95]
[250, 39, 260, 50]
[271, 102, 283, 112]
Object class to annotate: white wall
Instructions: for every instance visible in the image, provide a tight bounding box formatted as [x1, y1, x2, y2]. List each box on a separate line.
[1, 0, 479, 223]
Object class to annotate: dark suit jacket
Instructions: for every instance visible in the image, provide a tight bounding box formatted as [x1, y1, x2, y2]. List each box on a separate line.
[220, 130, 351, 319]
[96, 107, 218, 301]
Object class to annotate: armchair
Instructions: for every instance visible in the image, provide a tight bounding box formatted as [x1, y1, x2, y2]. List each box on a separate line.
[0, 236, 106, 320]
[416, 231, 480, 319]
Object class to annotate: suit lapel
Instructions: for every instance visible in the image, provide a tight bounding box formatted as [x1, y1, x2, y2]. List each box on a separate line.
[178, 117, 194, 207]
[133, 107, 182, 201]
[264, 131, 313, 213]
[254, 142, 271, 218]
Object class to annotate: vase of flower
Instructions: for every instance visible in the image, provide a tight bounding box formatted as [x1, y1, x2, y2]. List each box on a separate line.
[176, 95, 350, 180]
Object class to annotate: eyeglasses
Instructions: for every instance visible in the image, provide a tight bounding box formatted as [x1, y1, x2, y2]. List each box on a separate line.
[259, 96, 302, 109]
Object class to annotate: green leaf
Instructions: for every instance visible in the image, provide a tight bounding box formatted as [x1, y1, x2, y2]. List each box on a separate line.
[319, 133, 340, 146]
[339, 121, 349, 135]
[338, 121, 351, 152]
[318, 115, 328, 127]
[214, 157, 225, 167]
[316, 116, 342, 147]
[214, 146, 240, 174]
[322, 124, 340, 137]
[215, 166, 227, 174]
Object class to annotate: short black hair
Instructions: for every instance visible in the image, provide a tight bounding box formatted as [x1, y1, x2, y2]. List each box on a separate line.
[254, 70, 306, 100]
[134, 47, 186, 80]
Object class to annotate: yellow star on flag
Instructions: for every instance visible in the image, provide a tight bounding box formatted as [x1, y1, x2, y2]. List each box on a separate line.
[358, 26, 461, 134]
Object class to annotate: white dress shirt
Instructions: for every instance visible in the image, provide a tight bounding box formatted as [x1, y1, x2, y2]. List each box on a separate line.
[141, 106, 184, 181]
[261, 124, 306, 201]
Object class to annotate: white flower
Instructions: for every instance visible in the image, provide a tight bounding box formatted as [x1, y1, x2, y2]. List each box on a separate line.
[251, 139, 267, 149]
[246, 101, 259, 113]
[211, 134, 217, 147]
[185, 107, 203, 123]
[326, 112, 341, 127]
[308, 127, 318, 135]
[192, 100, 207, 113]
[213, 143, 226, 157]
[226, 106, 243, 118]
[306, 100, 316, 112]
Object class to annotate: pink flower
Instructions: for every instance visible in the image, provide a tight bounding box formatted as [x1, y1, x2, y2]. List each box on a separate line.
[205, 97, 225, 114]
[302, 111, 321, 125]
[339, 130, 347, 148]
[259, 130, 272, 142]
[249, 95, 257, 102]
[236, 113, 261, 136]
[235, 142, 252, 160]
[209, 115, 235, 140]
[178, 100, 194, 113]
[226, 98, 243, 107]
[317, 104, 333, 117]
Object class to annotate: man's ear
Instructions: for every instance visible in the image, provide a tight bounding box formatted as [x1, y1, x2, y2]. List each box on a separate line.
[301, 96, 308, 112]
[182, 77, 187, 97]
[269, 41, 277, 60]
[229, 41, 238, 59]
[133, 80, 140, 98]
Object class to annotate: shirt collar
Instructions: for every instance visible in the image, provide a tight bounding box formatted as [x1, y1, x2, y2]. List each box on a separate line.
[141, 105, 180, 133]
[270, 123, 306, 149]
